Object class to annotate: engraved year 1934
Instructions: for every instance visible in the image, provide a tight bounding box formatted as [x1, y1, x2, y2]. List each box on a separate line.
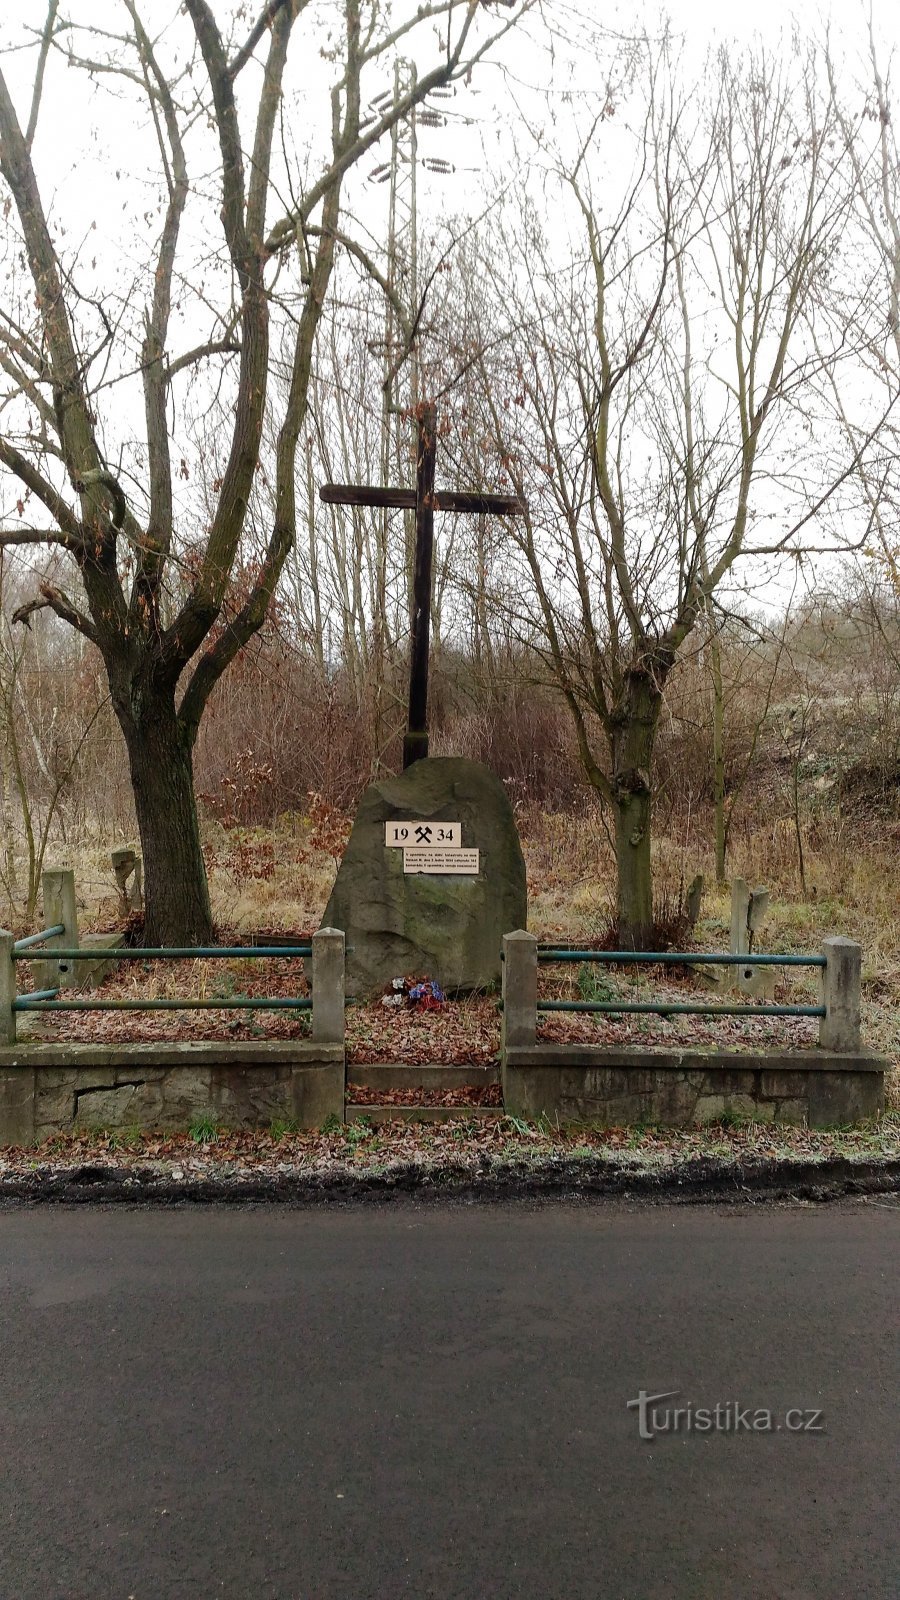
[384, 821, 462, 849]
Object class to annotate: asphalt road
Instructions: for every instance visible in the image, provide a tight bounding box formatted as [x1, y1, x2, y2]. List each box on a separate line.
[0, 1199, 897, 1600]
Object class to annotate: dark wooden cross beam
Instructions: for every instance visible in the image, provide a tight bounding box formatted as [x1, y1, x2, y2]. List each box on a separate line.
[320, 401, 527, 769]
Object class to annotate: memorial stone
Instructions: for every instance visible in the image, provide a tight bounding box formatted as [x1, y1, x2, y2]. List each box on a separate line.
[321, 757, 527, 997]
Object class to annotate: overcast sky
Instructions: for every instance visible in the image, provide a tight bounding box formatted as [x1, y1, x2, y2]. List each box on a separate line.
[2, 0, 898, 614]
[1, 1, 897, 274]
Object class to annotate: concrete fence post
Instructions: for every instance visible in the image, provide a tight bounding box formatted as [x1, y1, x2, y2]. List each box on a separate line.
[0, 930, 16, 1045]
[819, 937, 862, 1052]
[729, 878, 751, 959]
[41, 869, 80, 991]
[502, 930, 538, 1051]
[731, 879, 775, 1000]
[311, 928, 345, 1045]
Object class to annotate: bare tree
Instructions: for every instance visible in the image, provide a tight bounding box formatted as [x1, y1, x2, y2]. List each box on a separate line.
[471, 38, 877, 945]
[0, 0, 529, 941]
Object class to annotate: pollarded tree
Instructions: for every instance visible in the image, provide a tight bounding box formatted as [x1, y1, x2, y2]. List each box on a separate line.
[0, 0, 529, 941]
[471, 38, 884, 946]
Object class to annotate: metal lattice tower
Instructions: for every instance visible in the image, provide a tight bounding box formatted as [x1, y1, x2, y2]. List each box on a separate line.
[365, 68, 468, 762]
[370, 62, 422, 481]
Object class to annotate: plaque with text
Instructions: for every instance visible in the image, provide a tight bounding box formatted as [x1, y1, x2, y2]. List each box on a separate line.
[403, 847, 479, 875]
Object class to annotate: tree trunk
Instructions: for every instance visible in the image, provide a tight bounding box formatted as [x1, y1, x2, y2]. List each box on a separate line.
[609, 667, 663, 950]
[613, 784, 653, 949]
[709, 624, 727, 887]
[0, 715, 17, 922]
[116, 688, 213, 946]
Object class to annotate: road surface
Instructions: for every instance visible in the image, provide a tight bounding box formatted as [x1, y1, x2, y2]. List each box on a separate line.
[0, 1198, 897, 1599]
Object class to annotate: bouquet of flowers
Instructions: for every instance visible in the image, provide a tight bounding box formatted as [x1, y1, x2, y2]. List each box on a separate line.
[380, 975, 446, 1010]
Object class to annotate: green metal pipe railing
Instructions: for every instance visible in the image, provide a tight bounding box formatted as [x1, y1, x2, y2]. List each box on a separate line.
[11, 944, 312, 962]
[495, 942, 830, 1022]
[538, 999, 825, 1018]
[12, 925, 65, 953]
[5, 935, 325, 1031]
[535, 949, 825, 967]
[12, 996, 313, 1013]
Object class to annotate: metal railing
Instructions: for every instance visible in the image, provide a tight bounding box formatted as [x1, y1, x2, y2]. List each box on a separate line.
[10, 942, 314, 1014]
[12, 925, 65, 953]
[536, 948, 825, 967]
[11, 944, 312, 963]
[534, 946, 826, 1020]
[1, 869, 348, 1048]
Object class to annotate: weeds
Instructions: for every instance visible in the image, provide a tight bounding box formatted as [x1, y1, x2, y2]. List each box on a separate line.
[270, 1117, 299, 1139]
[344, 1117, 372, 1145]
[505, 1115, 532, 1135]
[576, 964, 620, 1005]
[189, 1116, 218, 1143]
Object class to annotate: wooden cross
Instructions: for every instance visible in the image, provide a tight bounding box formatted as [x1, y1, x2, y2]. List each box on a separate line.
[320, 401, 527, 768]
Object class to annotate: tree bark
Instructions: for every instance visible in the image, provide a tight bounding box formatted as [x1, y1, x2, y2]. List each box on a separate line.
[613, 784, 653, 950]
[609, 667, 661, 949]
[116, 689, 213, 946]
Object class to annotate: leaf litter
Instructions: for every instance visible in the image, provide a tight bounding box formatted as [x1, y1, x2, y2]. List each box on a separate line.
[1, 1114, 897, 1192]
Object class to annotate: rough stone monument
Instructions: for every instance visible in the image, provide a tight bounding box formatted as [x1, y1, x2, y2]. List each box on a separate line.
[318, 404, 528, 998]
[323, 756, 526, 997]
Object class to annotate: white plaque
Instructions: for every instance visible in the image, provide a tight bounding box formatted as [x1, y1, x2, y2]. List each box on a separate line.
[403, 847, 479, 875]
[385, 820, 461, 849]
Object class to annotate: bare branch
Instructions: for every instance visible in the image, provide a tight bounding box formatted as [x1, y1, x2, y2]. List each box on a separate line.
[162, 0, 293, 671]
[12, 583, 99, 644]
[0, 435, 84, 542]
[25, 0, 60, 152]
[0, 527, 73, 548]
[165, 336, 241, 382]
[227, 0, 294, 80]
[264, 2, 531, 252]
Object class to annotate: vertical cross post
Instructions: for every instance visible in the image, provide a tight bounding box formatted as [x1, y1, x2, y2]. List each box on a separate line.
[319, 405, 525, 770]
[404, 402, 437, 769]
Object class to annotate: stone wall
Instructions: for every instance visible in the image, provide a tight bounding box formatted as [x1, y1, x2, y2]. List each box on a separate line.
[503, 1046, 886, 1129]
[0, 1042, 344, 1144]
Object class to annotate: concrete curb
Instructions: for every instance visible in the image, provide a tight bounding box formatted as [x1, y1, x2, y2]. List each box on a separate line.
[1, 1154, 898, 1207]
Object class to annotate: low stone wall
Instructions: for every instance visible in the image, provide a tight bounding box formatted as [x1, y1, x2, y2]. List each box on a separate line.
[0, 1041, 344, 1144]
[502, 1047, 886, 1129]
